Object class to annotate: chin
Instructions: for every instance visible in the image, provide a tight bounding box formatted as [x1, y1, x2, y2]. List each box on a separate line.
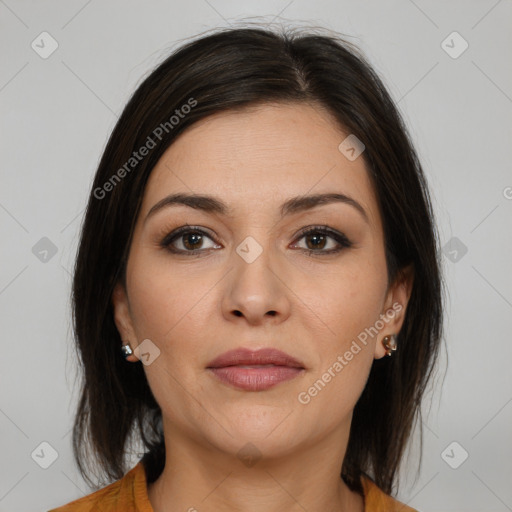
[217, 410, 303, 448]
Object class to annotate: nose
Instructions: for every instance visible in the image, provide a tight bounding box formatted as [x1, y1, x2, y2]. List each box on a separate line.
[222, 240, 291, 326]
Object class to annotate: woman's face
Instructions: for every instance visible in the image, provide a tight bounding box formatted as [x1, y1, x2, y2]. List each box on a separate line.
[113, 102, 411, 460]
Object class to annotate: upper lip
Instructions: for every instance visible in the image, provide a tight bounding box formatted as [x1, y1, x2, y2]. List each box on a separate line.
[206, 347, 305, 369]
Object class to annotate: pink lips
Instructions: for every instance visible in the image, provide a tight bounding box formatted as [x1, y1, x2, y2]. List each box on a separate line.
[206, 347, 305, 391]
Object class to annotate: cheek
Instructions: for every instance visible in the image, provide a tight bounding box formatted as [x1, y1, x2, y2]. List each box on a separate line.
[296, 256, 387, 398]
[296, 281, 384, 418]
[125, 251, 212, 347]
[302, 252, 388, 344]
[332, 272, 386, 339]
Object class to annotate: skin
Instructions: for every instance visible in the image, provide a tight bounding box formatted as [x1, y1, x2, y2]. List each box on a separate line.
[112, 102, 413, 512]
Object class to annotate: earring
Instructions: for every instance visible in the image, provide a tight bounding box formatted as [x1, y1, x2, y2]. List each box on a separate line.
[382, 334, 397, 357]
[121, 342, 134, 359]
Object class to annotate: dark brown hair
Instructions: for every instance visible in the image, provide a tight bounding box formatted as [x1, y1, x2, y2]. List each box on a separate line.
[71, 24, 444, 497]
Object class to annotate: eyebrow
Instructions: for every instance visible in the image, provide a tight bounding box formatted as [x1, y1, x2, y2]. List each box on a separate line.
[145, 192, 369, 224]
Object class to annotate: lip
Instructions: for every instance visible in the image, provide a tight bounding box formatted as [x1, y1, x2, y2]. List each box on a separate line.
[207, 347, 305, 369]
[206, 347, 305, 391]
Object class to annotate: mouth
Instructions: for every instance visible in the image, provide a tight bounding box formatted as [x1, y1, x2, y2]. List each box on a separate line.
[206, 347, 305, 391]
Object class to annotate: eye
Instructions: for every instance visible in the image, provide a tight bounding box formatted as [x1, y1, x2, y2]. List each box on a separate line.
[291, 226, 352, 255]
[161, 226, 221, 254]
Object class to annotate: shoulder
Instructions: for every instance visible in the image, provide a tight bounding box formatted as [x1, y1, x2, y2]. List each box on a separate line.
[361, 476, 419, 512]
[47, 463, 147, 512]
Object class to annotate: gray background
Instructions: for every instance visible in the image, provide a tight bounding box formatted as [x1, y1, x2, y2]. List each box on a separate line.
[1, 1, 511, 510]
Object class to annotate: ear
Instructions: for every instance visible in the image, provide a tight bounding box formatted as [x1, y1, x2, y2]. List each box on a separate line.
[112, 281, 139, 362]
[374, 264, 414, 359]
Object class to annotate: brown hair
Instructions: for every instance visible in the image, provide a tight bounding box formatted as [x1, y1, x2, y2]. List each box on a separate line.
[71, 24, 444, 496]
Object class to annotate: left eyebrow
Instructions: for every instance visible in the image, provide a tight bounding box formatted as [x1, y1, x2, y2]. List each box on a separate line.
[144, 192, 369, 224]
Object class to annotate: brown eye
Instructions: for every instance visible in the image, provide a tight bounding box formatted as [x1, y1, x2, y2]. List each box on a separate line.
[181, 232, 204, 250]
[304, 232, 328, 251]
[161, 227, 220, 254]
[292, 226, 352, 255]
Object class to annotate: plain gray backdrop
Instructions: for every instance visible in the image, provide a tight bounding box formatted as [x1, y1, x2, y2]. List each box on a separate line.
[1, 1, 511, 511]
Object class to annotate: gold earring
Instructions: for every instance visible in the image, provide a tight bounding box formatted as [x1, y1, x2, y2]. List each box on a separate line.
[382, 334, 397, 356]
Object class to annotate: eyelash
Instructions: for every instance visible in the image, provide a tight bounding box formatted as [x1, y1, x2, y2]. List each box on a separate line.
[160, 224, 352, 256]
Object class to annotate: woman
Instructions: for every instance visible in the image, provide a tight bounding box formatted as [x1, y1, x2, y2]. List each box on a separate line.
[49, 24, 443, 512]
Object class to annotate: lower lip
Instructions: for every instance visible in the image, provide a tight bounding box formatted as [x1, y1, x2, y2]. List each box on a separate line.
[207, 365, 304, 391]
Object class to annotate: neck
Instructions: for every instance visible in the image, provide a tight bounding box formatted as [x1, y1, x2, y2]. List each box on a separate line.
[147, 420, 364, 512]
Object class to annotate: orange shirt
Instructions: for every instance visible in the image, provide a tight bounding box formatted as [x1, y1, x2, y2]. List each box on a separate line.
[48, 461, 418, 511]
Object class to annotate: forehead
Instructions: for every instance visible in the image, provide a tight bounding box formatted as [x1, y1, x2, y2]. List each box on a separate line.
[141, 102, 379, 224]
